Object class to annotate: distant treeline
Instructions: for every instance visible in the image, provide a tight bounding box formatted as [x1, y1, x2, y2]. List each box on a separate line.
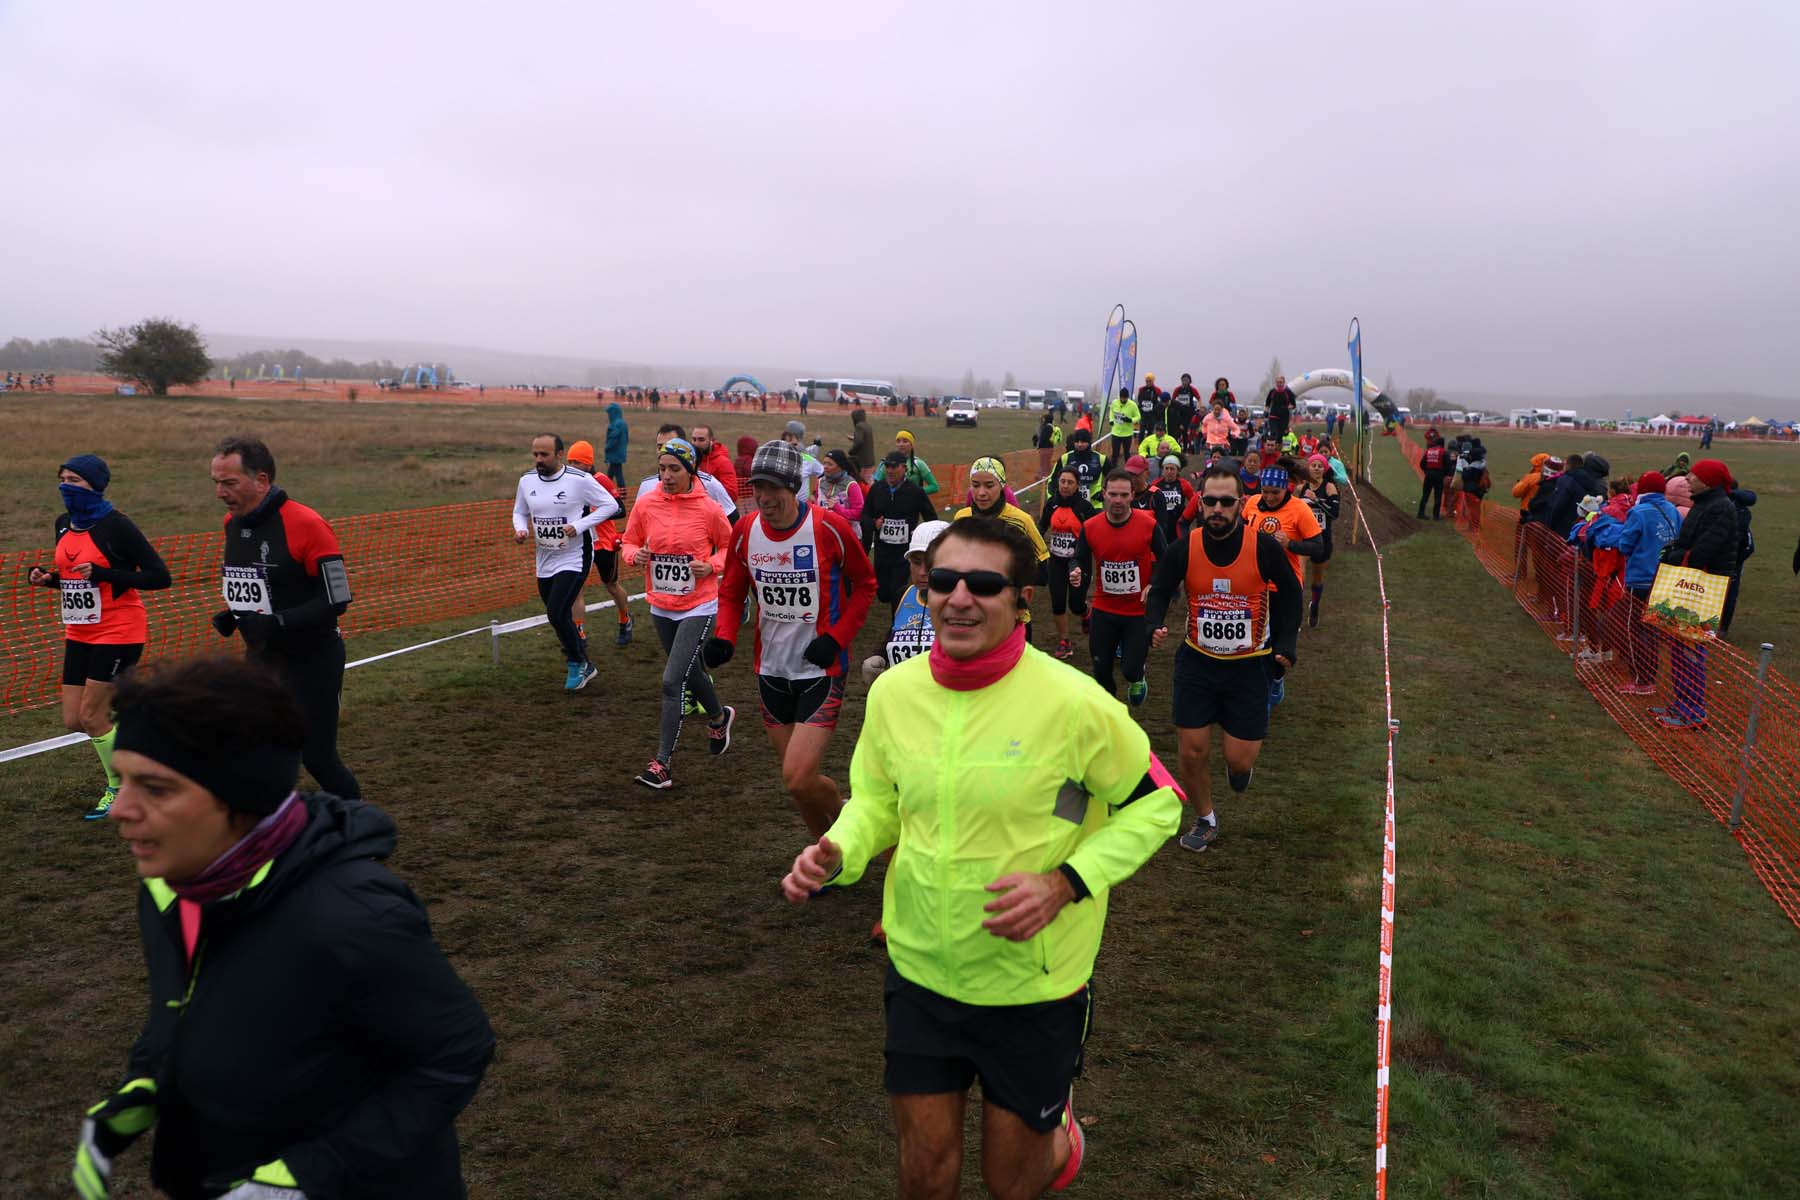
[0, 337, 102, 371]
[211, 348, 405, 381]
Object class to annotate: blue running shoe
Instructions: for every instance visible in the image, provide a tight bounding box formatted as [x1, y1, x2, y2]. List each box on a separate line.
[84, 786, 119, 821]
[1269, 674, 1286, 708]
[1127, 679, 1148, 707]
[563, 661, 584, 691]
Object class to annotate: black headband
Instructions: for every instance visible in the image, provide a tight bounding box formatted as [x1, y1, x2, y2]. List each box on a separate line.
[113, 705, 301, 816]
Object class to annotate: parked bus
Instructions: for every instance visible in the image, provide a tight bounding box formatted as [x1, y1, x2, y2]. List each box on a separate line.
[796, 378, 898, 407]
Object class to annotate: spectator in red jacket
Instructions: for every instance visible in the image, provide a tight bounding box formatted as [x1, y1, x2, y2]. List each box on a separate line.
[690, 424, 739, 502]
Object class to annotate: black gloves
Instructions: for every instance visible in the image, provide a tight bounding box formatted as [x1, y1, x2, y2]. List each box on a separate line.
[211, 609, 238, 638]
[235, 612, 281, 642]
[701, 637, 735, 668]
[802, 634, 841, 669]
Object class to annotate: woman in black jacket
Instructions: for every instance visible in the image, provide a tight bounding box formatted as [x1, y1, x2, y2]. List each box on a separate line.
[75, 657, 494, 1200]
[1655, 458, 1740, 730]
[1037, 466, 1095, 660]
[24, 453, 170, 819]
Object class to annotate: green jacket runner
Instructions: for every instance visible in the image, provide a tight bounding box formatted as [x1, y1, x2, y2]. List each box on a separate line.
[828, 646, 1182, 1005]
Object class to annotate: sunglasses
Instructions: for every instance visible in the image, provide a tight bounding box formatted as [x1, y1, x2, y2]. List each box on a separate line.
[1199, 495, 1240, 508]
[927, 568, 1013, 597]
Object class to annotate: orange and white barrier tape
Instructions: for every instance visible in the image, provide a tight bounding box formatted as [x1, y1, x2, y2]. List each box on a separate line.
[1346, 478, 1398, 1199]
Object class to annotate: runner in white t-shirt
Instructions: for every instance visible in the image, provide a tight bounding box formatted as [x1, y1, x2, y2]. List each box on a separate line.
[510, 434, 621, 691]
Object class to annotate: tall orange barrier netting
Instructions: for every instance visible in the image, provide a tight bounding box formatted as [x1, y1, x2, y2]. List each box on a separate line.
[1392, 428, 1800, 929]
[1, 446, 1052, 720]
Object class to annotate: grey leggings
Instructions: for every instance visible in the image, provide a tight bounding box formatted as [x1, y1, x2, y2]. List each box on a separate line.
[652, 612, 721, 764]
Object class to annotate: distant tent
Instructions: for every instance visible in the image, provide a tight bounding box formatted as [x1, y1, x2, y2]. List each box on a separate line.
[1740, 416, 1771, 428]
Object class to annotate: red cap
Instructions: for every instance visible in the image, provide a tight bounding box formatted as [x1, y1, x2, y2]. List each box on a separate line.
[1125, 455, 1150, 473]
[1689, 459, 1733, 490]
[1635, 471, 1666, 495]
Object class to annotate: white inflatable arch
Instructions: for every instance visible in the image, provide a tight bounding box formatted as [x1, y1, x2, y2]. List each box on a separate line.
[1288, 368, 1398, 423]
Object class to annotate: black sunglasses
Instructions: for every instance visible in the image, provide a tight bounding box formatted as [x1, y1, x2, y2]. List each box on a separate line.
[1199, 495, 1240, 508]
[927, 568, 1012, 597]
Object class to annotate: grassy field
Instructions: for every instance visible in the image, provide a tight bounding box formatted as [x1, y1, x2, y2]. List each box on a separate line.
[3, 393, 1798, 1197]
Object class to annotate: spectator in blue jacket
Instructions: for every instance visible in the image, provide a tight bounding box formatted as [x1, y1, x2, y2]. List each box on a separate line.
[1592, 471, 1681, 693]
[603, 401, 629, 488]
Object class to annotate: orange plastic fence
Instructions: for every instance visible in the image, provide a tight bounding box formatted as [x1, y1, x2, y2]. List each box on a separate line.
[1392, 428, 1800, 928]
[2, 446, 1055, 719]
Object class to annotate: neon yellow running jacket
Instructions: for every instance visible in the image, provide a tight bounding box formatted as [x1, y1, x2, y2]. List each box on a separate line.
[828, 645, 1181, 1005]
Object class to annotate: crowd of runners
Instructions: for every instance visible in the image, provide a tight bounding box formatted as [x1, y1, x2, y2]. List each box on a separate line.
[39, 391, 1358, 1198]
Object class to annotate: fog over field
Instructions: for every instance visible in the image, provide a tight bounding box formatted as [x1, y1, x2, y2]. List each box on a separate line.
[3, 1, 1797, 406]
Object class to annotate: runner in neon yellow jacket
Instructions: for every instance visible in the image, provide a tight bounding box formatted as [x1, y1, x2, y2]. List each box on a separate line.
[826, 635, 1181, 1005]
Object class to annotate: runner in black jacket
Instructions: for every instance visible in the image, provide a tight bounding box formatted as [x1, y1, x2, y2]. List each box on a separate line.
[76, 657, 493, 1200]
[208, 436, 360, 799]
[861, 451, 939, 616]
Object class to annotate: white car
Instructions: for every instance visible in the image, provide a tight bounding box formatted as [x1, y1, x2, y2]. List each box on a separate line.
[945, 399, 979, 428]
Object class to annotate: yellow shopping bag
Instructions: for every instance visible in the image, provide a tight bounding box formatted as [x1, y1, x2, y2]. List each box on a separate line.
[1643, 562, 1728, 640]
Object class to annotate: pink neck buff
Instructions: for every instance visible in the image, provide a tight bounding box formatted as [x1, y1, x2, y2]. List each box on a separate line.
[169, 792, 308, 904]
[929, 623, 1027, 691]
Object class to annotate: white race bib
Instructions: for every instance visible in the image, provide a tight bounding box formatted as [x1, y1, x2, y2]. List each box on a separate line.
[533, 515, 570, 546]
[755, 574, 817, 622]
[60, 578, 101, 625]
[879, 517, 910, 545]
[1100, 560, 1140, 595]
[651, 553, 695, 595]
[886, 630, 929, 663]
[1049, 531, 1077, 559]
[221, 565, 273, 615]
[1196, 604, 1253, 654]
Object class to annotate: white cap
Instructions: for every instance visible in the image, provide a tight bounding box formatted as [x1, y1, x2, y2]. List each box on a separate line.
[907, 519, 951, 558]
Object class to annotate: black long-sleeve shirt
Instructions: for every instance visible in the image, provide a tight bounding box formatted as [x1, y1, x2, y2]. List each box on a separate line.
[1145, 524, 1302, 664]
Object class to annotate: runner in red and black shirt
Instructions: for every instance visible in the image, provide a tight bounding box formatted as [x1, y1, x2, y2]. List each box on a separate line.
[26, 453, 171, 819]
[208, 436, 360, 799]
[1073, 469, 1167, 706]
[711, 440, 876, 839]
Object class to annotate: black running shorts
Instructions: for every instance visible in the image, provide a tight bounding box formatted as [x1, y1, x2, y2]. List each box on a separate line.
[62, 640, 143, 687]
[1171, 644, 1271, 742]
[592, 547, 620, 585]
[757, 673, 844, 729]
[883, 964, 1091, 1133]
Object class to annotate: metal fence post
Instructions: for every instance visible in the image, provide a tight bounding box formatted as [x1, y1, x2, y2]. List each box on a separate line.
[490, 619, 502, 666]
[1569, 550, 1581, 655]
[1730, 643, 1776, 832]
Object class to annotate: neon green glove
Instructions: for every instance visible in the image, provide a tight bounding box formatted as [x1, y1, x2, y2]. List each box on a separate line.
[214, 1160, 305, 1199]
[72, 1078, 156, 1199]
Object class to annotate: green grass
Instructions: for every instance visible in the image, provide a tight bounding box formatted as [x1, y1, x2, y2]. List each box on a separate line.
[3, 398, 1798, 1197]
[0, 391, 1051, 548]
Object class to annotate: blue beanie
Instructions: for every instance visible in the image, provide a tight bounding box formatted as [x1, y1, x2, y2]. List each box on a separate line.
[60, 454, 111, 493]
[1259, 466, 1290, 492]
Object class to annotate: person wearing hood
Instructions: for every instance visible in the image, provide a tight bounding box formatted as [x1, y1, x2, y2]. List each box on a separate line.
[1593, 472, 1681, 693]
[27, 453, 172, 820]
[1663, 473, 1692, 519]
[1655, 459, 1739, 729]
[1455, 438, 1490, 529]
[1663, 451, 1691, 480]
[1512, 453, 1552, 514]
[75, 656, 493, 1200]
[1719, 480, 1757, 638]
[603, 401, 629, 488]
[734, 434, 758, 486]
[1416, 428, 1453, 520]
[848, 408, 877, 483]
[1034, 410, 1064, 480]
[1540, 451, 1609, 538]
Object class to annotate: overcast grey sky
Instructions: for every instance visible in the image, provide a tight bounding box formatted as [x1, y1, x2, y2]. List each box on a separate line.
[5, 0, 1796, 397]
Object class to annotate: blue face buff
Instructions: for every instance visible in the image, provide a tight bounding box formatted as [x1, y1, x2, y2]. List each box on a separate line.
[60, 483, 115, 526]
